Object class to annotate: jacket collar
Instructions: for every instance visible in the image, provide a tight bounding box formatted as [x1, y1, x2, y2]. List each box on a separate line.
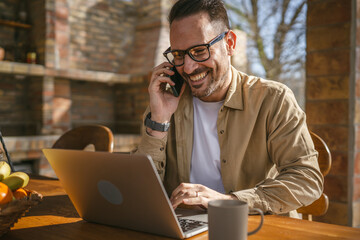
[223, 66, 244, 110]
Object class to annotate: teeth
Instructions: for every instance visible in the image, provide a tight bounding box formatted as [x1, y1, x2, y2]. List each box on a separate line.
[190, 72, 206, 81]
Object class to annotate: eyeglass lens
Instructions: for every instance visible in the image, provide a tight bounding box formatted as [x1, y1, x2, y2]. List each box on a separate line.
[164, 31, 227, 66]
[167, 46, 210, 66]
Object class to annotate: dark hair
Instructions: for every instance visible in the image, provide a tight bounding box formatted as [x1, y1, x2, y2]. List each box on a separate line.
[169, 0, 230, 30]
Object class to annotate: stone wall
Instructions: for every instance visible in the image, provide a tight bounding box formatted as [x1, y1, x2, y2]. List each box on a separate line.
[306, 0, 359, 227]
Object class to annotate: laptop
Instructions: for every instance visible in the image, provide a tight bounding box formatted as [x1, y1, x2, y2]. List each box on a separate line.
[42, 148, 208, 239]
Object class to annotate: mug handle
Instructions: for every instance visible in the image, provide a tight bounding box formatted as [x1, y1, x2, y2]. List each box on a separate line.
[247, 208, 264, 236]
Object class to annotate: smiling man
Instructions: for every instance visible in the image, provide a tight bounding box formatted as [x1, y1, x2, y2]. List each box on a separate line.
[135, 0, 323, 217]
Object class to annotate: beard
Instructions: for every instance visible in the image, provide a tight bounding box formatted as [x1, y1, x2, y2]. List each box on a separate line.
[186, 64, 230, 99]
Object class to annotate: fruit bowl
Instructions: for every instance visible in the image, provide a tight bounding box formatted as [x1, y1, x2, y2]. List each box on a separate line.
[0, 190, 43, 237]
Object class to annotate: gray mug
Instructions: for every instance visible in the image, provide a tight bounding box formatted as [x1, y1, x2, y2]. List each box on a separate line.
[208, 199, 264, 240]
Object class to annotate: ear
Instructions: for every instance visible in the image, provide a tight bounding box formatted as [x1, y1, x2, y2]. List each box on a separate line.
[225, 30, 237, 56]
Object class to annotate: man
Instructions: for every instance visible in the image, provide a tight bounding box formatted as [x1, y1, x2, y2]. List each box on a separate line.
[135, 0, 323, 217]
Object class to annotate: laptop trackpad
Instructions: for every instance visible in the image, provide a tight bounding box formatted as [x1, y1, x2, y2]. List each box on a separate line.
[175, 207, 208, 222]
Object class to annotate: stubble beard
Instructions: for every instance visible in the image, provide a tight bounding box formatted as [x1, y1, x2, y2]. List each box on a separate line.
[191, 64, 230, 99]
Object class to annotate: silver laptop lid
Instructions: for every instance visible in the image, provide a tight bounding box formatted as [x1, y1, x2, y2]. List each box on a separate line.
[42, 149, 206, 239]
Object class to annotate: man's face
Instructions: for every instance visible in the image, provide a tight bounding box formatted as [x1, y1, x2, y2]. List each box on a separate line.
[170, 12, 232, 102]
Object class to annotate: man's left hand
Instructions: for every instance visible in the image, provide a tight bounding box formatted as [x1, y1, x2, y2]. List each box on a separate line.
[170, 183, 237, 209]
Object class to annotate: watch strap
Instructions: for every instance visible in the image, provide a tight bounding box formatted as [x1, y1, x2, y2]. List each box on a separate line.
[144, 112, 170, 132]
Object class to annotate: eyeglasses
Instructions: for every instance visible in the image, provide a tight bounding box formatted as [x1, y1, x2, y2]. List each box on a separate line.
[163, 31, 228, 67]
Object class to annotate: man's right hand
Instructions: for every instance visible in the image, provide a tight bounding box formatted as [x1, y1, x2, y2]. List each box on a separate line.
[147, 62, 185, 138]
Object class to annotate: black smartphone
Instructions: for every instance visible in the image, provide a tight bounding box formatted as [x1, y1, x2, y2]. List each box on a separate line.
[169, 67, 184, 97]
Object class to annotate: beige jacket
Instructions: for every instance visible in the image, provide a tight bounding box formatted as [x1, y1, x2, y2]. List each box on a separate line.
[136, 66, 323, 215]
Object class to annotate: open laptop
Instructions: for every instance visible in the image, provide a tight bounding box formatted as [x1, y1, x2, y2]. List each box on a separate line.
[42, 148, 208, 239]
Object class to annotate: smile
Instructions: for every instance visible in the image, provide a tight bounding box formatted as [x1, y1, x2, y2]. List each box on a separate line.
[189, 72, 208, 82]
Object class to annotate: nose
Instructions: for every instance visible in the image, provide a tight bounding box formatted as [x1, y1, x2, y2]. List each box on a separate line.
[183, 54, 199, 75]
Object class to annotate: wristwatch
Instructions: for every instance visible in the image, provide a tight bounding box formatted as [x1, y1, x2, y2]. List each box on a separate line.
[144, 112, 170, 132]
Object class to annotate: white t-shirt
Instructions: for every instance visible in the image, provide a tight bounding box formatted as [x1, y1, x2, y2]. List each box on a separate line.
[190, 97, 226, 194]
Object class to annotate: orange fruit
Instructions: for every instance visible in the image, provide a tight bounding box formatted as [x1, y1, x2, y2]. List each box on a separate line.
[0, 182, 13, 205]
[13, 188, 28, 200]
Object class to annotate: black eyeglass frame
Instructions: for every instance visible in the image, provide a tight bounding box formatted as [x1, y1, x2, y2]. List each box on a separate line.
[163, 31, 228, 67]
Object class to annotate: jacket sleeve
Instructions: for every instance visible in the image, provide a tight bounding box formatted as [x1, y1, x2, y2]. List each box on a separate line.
[232, 87, 324, 214]
[133, 109, 168, 181]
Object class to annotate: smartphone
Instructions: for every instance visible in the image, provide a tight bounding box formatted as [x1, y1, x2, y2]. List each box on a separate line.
[169, 67, 184, 97]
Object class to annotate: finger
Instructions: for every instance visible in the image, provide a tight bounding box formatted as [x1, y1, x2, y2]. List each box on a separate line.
[170, 183, 206, 203]
[150, 71, 176, 91]
[183, 195, 207, 208]
[171, 190, 198, 209]
[170, 183, 194, 201]
[171, 190, 202, 210]
[171, 196, 185, 209]
[154, 68, 174, 79]
[152, 62, 173, 72]
[152, 63, 174, 79]
[170, 189, 197, 209]
[149, 75, 175, 93]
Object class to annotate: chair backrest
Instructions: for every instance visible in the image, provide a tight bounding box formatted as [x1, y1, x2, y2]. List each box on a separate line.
[297, 131, 332, 220]
[52, 125, 114, 152]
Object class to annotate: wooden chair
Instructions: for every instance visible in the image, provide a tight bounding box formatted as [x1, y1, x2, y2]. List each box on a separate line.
[52, 125, 114, 152]
[297, 131, 332, 220]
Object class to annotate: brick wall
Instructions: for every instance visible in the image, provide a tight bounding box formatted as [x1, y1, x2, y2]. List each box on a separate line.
[45, 0, 56, 68]
[48, 0, 170, 74]
[0, 73, 51, 136]
[67, 0, 136, 72]
[52, 78, 71, 132]
[0, 0, 33, 62]
[48, 0, 169, 135]
[122, 0, 173, 74]
[115, 74, 149, 134]
[354, 0, 360, 228]
[29, 0, 46, 65]
[0, 0, 170, 136]
[28, 76, 46, 135]
[0, 74, 36, 135]
[71, 80, 115, 127]
[306, 0, 359, 227]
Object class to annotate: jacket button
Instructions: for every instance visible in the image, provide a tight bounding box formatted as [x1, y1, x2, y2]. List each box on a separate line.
[220, 130, 224, 134]
[160, 147, 164, 151]
[222, 159, 227, 164]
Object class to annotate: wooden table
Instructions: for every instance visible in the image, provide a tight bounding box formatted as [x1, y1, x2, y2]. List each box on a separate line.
[5, 176, 360, 239]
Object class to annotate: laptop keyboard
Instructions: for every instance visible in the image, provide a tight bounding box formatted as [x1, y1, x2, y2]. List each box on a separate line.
[178, 218, 207, 233]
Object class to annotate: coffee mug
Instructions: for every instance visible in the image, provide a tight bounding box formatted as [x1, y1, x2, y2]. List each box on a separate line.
[208, 199, 264, 240]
